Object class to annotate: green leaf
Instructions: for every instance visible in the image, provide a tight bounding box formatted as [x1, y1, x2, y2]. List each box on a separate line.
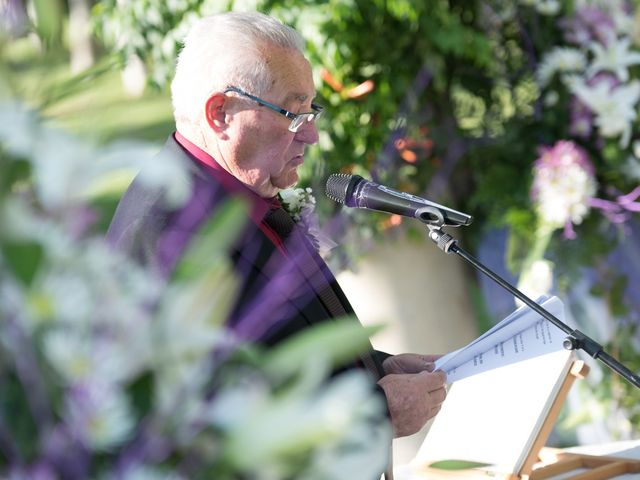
[263, 318, 383, 379]
[0, 160, 31, 197]
[173, 198, 249, 282]
[429, 459, 492, 470]
[32, 0, 64, 47]
[2, 241, 44, 287]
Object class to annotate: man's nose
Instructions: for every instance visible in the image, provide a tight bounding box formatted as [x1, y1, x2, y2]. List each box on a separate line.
[295, 121, 319, 145]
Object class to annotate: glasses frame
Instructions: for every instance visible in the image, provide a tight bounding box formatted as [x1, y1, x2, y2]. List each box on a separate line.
[224, 86, 323, 133]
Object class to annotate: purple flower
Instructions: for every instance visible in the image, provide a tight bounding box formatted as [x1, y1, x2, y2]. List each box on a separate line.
[588, 71, 621, 90]
[560, 6, 616, 46]
[531, 141, 597, 233]
[533, 140, 595, 177]
[589, 185, 640, 225]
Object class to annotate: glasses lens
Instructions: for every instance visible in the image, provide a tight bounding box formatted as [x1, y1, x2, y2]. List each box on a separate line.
[288, 112, 322, 133]
[289, 115, 307, 133]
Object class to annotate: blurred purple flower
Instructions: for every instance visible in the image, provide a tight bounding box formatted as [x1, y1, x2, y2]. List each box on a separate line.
[560, 6, 616, 46]
[0, 0, 29, 37]
[589, 71, 621, 90]
[532, 140, 595, 178]
[531, 140, 597, 236]
[589, 185, 640, 224]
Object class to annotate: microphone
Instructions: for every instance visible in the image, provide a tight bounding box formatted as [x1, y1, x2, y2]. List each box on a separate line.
[325, 173, 473, 227]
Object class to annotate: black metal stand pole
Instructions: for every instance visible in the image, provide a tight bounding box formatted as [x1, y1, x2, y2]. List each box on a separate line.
[427, 226, 640, 390]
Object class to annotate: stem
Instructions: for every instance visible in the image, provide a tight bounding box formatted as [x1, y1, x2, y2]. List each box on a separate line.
[520, 223, 554, 277]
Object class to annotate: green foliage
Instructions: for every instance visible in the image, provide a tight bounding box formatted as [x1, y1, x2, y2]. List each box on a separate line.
[173, 198, 250, 282]
[604, 324, 640, 428]
[263, 319, 382, 380]
[0, 99, 390, 479]
[92, 0, 231, 88]
[31, 0, 64, 47]
[1, 241, 44, 287]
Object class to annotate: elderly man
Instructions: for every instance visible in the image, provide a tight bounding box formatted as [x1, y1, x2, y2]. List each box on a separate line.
[107, 11, 447, 475]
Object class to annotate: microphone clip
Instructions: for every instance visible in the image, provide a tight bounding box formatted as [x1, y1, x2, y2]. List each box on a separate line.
[417, 206, 459, 253]
[426, 225, 458, 254]
[415, 206, 445, 227]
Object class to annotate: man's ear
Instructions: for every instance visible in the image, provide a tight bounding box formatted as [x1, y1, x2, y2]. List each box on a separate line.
[205, 93, 227, 133]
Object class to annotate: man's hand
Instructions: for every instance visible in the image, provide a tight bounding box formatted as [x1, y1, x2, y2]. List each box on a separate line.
[377, 361, 447, 438]
[382, 353, 442, 375]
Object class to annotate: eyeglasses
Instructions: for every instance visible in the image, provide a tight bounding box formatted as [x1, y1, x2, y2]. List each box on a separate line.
[224, 86, 323, 133]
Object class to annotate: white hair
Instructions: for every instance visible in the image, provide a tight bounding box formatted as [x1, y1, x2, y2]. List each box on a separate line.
[171, 12, 305, 125]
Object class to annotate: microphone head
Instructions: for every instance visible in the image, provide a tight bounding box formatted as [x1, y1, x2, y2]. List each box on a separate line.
[325, 173, 360, 204]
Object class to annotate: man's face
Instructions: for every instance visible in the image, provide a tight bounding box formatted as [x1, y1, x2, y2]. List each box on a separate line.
[217, 46, 319, 198]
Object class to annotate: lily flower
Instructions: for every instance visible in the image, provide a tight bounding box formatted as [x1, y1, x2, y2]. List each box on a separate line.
[587, 35, 640, 82]
[566, 75, 640, 147]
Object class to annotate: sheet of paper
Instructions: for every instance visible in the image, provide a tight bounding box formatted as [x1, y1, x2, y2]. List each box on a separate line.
[435, 296, 570, 382]
[412, 348, 576, 475]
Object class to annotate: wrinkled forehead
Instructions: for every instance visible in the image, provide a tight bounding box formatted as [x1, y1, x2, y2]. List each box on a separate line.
[264, 46, 315, 103]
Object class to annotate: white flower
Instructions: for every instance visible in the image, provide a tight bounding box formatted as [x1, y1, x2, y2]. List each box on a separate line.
[536, 0, 560, 15]
[587, 36, 640, 82]
[532, 141, 597, 227]
[280, 187, 337, 255]
[43, 326, 148, 385]
[0, 101, 191, 210]
[39, 269, 94, 325]
[567, 75, 640, 147]
[151, 266, 236, 430]
[154, 360, 216, 442]
[280, 187, 316, 222]
[623, 155, 640, 180]
[519, 0, 561, 16]
[65, 381, 135, 451]
[537, 48, 586, 86]
[535, 163, 596, 225]
[611, 10, 637, 37]
[215, 370, 390, 480]
[576, 0, 638, 37]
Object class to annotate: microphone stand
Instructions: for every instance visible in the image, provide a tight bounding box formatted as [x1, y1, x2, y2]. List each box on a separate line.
[421, 212, 640, 390]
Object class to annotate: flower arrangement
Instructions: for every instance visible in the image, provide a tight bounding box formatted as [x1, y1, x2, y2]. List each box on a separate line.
[280, 187, 337, 256]
[280, 187, 317, 224]
[531, 140, 597, 237]
[0, 100, 391, 478]
[515, 0, 640, 294]
[509, 0, 640, 438]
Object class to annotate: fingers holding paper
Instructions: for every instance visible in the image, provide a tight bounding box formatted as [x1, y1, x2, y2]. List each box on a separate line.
[378, 369, 448, 438]
[383, 353, 442, 374]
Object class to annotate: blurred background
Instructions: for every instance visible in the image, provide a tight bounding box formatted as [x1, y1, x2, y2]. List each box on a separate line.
[2, 0, 639, 471]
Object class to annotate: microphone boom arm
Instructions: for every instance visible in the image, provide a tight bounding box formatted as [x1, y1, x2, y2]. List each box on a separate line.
[426, 225, 640, 390]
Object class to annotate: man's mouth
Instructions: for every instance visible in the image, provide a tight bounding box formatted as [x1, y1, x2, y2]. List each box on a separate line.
[289, 154, 304, 167]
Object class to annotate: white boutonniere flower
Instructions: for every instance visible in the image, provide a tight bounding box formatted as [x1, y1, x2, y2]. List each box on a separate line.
[279, 187, 337, 256]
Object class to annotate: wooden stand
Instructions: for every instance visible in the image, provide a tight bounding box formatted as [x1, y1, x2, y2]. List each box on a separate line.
[519, 360, 590, 479]
[523, 361, 640, 479]
[417, 360, 591, 480]
[412, 356, 640, 479]
[530, 449, 640, 479]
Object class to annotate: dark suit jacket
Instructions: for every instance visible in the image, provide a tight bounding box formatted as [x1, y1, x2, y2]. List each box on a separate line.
[107, 135, 389, 374]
